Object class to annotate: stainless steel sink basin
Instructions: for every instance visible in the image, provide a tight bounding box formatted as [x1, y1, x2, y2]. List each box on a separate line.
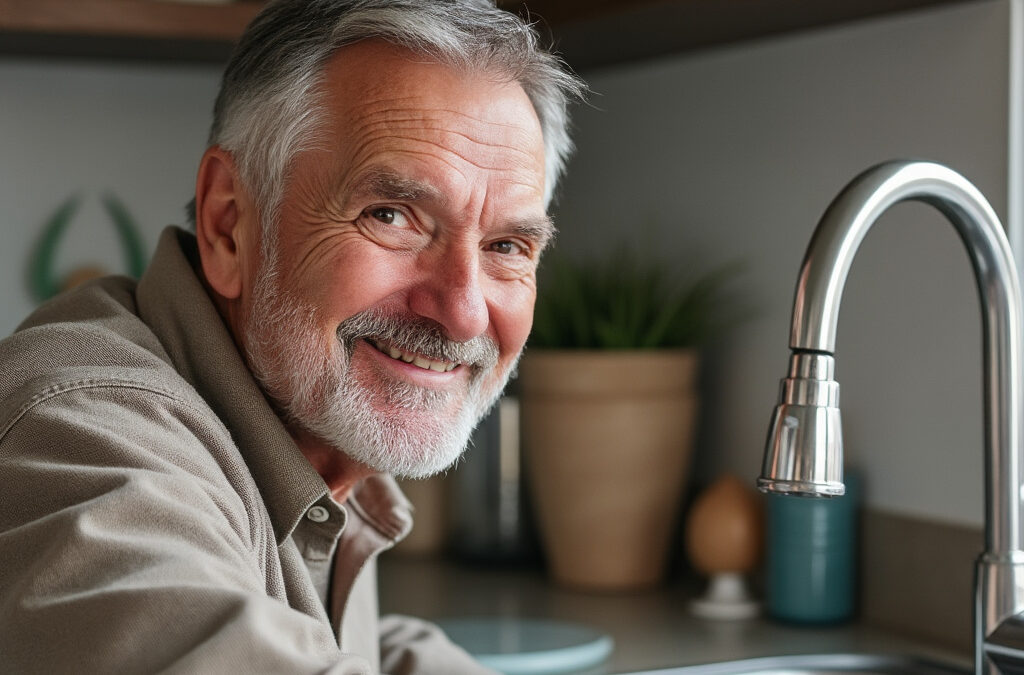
[623, 653, 970, 675]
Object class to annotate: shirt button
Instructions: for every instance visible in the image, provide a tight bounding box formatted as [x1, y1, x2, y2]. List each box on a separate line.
[306, 505, 330, 523]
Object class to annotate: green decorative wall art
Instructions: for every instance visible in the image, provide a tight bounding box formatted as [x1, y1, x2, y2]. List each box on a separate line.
[28, 193, 147, 302]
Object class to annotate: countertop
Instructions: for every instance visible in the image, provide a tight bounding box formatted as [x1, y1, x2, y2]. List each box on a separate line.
[377, 556, 972, 674]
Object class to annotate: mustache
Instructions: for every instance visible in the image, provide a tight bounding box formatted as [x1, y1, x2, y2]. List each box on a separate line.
[336, 308, 499, 370]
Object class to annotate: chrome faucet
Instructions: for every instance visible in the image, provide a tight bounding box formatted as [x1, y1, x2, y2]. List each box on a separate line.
[758, 161, 1024, 673]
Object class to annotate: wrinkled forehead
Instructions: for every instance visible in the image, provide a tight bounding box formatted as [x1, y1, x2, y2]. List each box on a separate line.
[317, 41, 544, 157]
[303, 41, 547, 199]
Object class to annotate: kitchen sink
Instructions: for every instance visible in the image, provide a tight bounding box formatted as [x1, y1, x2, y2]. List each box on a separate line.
[622, 653, 970, 675]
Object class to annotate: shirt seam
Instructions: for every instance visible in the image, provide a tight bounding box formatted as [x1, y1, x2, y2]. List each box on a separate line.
[0, 376, 267, 573]
[0, 377, 193, 442]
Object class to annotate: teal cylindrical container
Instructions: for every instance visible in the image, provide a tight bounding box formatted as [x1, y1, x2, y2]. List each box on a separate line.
[766, 474, 860, 624]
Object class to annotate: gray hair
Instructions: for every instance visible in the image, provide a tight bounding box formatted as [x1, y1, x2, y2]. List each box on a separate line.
[194, 0, 585, 233]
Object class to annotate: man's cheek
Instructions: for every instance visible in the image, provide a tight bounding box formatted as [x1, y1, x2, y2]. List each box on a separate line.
[298, 246, 408, 313]
[503, 306, 536, 356]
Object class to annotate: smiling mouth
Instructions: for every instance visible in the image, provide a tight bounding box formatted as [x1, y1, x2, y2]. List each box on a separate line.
[368, 338, 458, 373]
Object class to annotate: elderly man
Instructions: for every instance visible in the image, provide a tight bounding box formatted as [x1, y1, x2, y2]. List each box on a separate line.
[0, 1, 583, 672]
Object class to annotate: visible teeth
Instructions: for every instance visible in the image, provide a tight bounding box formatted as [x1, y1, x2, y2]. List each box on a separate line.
[371, 339, 456, 373]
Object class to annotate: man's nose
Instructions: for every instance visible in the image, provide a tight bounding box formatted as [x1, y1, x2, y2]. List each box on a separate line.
[408, 247, 489, 343]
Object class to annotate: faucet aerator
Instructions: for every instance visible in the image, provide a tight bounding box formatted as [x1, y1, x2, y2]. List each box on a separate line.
[759, 352, 845, 498]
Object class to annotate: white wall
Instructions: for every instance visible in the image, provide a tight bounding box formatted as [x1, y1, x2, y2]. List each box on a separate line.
[0, 59, 222, 336]
[552, 0, 1012, 527]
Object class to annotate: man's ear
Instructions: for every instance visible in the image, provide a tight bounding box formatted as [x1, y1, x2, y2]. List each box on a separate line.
[194, 146, 254, 300]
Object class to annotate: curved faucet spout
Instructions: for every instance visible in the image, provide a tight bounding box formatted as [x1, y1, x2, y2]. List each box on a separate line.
[791, 162, 1020, 365]
[759, 160, 1024, 673]
[788, 161, 1023, 554]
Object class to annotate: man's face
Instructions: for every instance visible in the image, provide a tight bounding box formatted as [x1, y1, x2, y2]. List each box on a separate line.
[242, 41, 550, 478]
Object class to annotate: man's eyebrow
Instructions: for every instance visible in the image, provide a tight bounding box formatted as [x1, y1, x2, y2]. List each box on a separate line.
[347, 168, 443, 202]
[506, 215, 557, 251]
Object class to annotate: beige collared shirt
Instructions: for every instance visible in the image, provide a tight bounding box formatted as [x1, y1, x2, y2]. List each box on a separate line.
[0, 227, 494, 674]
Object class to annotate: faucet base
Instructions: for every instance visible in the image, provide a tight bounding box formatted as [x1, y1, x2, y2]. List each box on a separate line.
[976, 557, 1024, 673]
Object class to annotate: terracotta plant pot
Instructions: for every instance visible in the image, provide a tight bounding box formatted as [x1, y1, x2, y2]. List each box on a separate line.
[519, 349, 699, 590]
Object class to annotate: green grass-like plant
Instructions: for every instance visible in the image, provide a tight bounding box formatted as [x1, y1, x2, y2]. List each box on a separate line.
[530, 250, 744, 350]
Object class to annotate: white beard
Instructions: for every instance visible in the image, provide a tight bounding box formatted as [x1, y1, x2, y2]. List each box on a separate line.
[242, 249, 512, 479]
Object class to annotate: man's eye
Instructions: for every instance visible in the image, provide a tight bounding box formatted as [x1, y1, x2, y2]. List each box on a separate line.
[490, 240, 522, 255]
[365, 206, 409, 228]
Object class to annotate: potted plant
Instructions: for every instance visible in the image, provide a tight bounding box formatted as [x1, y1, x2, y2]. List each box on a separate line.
[519, 249, 741, 590]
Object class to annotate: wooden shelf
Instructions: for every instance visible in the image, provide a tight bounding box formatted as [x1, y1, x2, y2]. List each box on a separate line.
[0, 0, 266, 62]
[500, 0, 987, 70]
[0, 0, 988, 66]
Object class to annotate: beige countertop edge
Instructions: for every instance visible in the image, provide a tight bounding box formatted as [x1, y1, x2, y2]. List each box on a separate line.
[378, 556, 972, 674]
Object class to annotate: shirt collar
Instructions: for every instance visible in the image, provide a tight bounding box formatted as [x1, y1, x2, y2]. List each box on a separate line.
[135, 226, 411, 546]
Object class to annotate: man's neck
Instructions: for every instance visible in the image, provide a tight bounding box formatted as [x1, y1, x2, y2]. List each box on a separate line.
[290, 426, 375, 502]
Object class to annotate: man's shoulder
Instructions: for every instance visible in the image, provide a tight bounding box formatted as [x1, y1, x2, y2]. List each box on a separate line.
[0, 276, 263, 534]
[0, 275, 197, 423]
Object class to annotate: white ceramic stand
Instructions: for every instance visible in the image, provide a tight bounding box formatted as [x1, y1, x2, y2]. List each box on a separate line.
[690, 572, 759, 620]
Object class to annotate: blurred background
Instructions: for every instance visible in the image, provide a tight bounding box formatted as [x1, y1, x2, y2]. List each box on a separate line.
[2, 0, 1017, 660]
